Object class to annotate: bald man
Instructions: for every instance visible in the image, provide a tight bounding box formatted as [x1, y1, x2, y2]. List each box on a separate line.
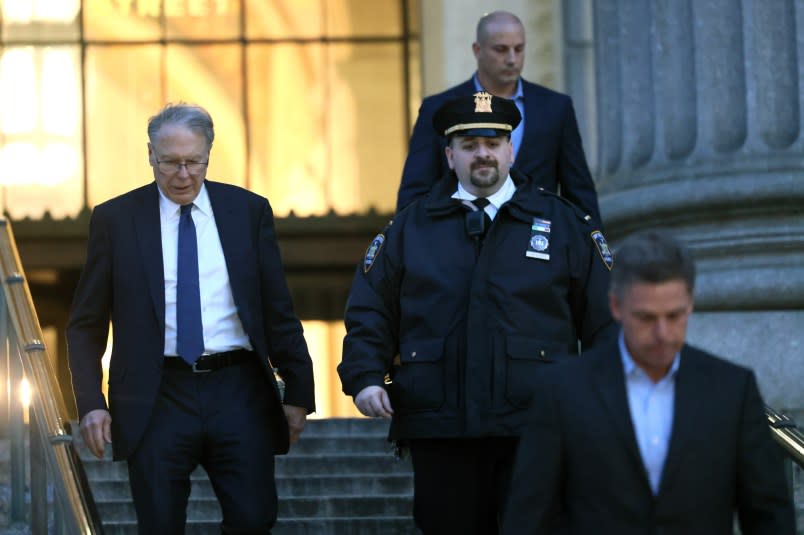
[397, 10, 601, 225]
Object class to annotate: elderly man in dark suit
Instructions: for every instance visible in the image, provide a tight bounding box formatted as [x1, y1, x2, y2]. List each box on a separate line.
[397, 10, 600, 224]
[501, 230, 795, 535]
[67, 102, 315, 533]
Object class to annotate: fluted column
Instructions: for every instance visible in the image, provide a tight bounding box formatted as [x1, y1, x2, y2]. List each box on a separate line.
[594, 0, 804, 409]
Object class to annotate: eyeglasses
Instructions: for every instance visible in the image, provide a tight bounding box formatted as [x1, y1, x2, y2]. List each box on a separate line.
[155, 160, 209, 175]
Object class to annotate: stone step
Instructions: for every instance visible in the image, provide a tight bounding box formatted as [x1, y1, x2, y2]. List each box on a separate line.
[69, 434, 393, 459]
[284, 435, 394, 455]
[96, 495, 413, 522]
[88, 473, 415, 500]
[0, 418, 418, 534]
[67, 422, 391, 460]
[100, 516, 419, 535]
[68, 418, 393, 462]
[275, 516, 420, 535]
[81, 453, 412, 480]
[300, 418, 390, 437]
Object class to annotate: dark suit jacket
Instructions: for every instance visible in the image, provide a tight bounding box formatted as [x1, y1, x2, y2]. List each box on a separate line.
[502, 337, 795, 535]
[396, 77, 600, 223]
[66, 180, 315, 460]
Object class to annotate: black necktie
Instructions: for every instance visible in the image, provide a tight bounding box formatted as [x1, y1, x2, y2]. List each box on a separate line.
[472, 197, 493, 236]
[176, 204, 204, 364]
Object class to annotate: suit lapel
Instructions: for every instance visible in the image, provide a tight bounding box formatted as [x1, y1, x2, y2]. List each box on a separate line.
[205, 182, 248, 316]
[133, 183, 166, 333]
[657, 346, 701, 496]
[592, 341, 654, 494]
[514, 81, 537, 168]
[458, 78, 476, 96]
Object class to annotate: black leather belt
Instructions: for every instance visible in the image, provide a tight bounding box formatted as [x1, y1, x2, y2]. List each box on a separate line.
[163, 349, 253, 374]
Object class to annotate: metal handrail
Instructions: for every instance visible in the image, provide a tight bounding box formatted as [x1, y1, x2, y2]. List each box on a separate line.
[765, 405, 804, 469]
[0, 217, 104, 535]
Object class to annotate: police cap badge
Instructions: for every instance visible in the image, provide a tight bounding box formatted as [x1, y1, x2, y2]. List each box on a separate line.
[432, 91, 521, 138]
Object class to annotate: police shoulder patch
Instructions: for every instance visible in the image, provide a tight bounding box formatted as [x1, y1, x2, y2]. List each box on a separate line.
[591, 230, 614, 271]
[363, 233, 386, 273]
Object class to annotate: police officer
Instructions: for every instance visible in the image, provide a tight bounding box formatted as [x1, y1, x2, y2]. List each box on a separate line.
[338, 92, 615, 535]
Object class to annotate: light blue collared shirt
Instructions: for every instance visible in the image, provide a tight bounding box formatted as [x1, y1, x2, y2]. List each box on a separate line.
[619, 332, 680, 495]
[451, 175, 516, 221]
[473, 74, 525, 160]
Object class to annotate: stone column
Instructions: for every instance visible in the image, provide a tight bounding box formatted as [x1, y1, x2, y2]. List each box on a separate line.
[593, 0, 804, 409]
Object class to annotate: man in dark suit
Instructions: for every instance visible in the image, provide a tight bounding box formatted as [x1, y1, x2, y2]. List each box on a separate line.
[397, 10, 600, 223]
[67, 103, 315, 533]
[502, 230, 795, 535]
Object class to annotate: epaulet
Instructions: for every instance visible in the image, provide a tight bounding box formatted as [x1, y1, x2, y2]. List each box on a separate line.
[534, 187, 594, 224]
[362, 219, 393, 274]
[380, 218, 394, 233]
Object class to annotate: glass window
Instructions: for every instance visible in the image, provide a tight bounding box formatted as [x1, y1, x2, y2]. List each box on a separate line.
[1, 0, 80, 41]
[0, 45, 83, 218]
[0, 0, 420, 418]
[325, 0, 402, 38]
[303, 320, 361, 418]
[85, 45, 162, 205]
[166, 44, 246, 188]
[2, 0, 420, 218]
[245, 0, 324, 40]
[247, 43, 328, 216]
[245, 0, 402, 39]
[247, 42, 405, 216]
[83, 0, 162, 41]
[327, 42, 406, 214]
[164, 0, 241, 41]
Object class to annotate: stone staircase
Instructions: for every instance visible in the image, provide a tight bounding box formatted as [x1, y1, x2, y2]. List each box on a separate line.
[2, 416, 803, 533]
[77, 417, 419, 534]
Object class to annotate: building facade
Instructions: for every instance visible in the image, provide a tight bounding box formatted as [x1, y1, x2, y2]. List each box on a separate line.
[3, 0, 799, 420]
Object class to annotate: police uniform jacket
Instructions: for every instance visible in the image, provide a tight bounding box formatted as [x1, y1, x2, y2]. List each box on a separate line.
[339, 169, 614, 440]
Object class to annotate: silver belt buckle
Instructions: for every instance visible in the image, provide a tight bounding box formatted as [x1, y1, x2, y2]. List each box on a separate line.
[190, 359, 212, 374]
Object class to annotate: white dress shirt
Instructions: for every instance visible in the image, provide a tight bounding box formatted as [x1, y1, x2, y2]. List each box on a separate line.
[159, 184, 252, 356]
[452, 175, 516, 221]
[619, 332, 680, 495]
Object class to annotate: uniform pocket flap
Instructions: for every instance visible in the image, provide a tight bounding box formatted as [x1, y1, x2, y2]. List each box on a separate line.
[506, 335, 564, 362]
[399, 338, 444, 363]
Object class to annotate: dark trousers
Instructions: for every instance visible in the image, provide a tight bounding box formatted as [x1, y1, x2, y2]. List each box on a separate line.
[409, 436, 519, 535]
[127, 358, 277, 534]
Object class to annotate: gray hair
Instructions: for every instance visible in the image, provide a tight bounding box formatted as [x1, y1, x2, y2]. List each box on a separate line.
[476, 11, 524, 43]
[610, 230, 696, 298]
[147, 102, 214, 149]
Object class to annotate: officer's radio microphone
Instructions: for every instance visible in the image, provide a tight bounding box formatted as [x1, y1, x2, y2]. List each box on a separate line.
[461, 200, 485, 238]
[465, 210, 485, 237]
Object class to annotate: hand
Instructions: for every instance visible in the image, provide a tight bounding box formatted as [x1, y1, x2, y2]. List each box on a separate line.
[283, 404, 307, 446]
[80, 409, 112, 459]
[355, 385, 393, 419]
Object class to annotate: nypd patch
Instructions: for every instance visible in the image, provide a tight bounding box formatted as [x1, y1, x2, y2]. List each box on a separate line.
[363, 233, 385, 274]
[591, 230, 614, 271]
